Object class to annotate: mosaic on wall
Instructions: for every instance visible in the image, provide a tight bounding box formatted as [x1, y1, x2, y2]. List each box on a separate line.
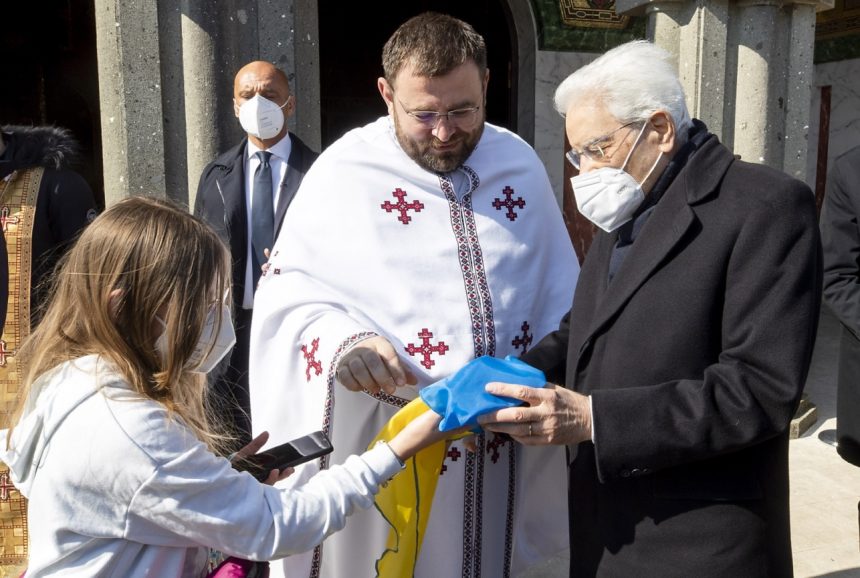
[532, 0, 645, 52]
[816, 0, 860, 62]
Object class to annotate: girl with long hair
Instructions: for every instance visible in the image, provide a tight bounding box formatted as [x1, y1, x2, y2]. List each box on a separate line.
[1, 196, 447, 576]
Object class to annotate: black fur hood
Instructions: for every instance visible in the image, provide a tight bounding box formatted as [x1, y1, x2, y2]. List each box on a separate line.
[0, 125, 81, 171]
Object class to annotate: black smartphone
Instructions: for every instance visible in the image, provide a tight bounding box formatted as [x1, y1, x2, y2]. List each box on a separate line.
[238, 431, 333, 481]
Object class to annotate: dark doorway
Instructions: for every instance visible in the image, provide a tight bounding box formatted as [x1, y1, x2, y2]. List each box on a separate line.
[317, 0, 516, 148]
[0, 0, 103, 207]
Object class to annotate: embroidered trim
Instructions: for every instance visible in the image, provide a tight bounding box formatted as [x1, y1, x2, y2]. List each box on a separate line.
[461, 437, 477, 577]
[311, 330, 377, 578]
[439, 166, 497, 360]
[503, 442, 516, 578]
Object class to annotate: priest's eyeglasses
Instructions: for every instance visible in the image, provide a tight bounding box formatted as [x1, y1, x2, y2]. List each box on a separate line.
[565, 121, 640, 170]
[397, 98, 481, 128]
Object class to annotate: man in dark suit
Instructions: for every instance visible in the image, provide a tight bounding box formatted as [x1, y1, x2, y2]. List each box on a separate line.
[820, 145, 860, 468]
[195, 61, 318, 449]
[479, 41, 822, 576]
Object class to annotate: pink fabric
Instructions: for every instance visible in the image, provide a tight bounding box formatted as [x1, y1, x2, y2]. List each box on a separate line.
[207, 557, 269, 578]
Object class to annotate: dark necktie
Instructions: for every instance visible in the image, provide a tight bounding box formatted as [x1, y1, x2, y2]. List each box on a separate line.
[251, 150, 274, 290]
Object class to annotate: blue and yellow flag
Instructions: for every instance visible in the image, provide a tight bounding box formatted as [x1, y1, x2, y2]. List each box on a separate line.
[368, 398, 446, 578]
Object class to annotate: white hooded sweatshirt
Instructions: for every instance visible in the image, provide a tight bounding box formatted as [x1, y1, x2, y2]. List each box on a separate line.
[0, 355, 402, 577]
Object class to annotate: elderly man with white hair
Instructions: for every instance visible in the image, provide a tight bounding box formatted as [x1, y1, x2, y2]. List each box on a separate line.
[480, 40, 822, 576]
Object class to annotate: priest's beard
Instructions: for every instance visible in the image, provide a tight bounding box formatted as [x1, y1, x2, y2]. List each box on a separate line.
[393, 113, 485, 174]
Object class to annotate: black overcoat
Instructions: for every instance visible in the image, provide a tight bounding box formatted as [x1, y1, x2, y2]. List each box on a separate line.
[820, 144, 860, 466]
[524, 133, 822, 577]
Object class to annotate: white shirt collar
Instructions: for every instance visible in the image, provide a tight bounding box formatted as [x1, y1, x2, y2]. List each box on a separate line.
[246, 133, 293, 162]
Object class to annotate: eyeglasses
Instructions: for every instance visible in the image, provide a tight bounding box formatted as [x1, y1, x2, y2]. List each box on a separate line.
[396, 97, 481, 129]
[565, 121, 641, 170]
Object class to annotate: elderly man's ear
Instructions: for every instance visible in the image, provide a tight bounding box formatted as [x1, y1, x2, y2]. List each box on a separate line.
[649, 111, 676, 153]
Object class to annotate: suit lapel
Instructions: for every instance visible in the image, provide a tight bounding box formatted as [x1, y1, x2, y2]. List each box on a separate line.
[275, 134, 304, 238]
[588, 192, 695, 339]
[220, 145, 247, 238]
[568, 229, 617, 356]
[578, 135, 734, 347]
[217, 143, 248, 293]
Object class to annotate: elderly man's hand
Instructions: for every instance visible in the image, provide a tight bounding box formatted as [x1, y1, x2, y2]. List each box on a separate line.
[336, 335, 417, 395]
[477, 382, 592, 446]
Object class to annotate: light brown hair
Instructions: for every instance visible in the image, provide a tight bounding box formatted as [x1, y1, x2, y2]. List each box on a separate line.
[382, 12, 487, 87]
[9, 196, 232, 452]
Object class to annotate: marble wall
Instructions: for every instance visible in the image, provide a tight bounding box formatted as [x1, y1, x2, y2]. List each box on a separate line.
[534, 50, 598, 203]
[807, 57, 860, 186]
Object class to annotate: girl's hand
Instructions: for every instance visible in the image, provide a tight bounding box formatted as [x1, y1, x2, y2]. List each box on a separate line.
[233, 431, 295, 486]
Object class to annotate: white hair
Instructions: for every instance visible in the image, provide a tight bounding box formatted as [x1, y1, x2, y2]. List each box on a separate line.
[554, 41, 693, 141]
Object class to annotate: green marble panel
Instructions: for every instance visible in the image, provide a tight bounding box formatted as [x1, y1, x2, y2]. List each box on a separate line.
[531, 0, 646, 52]
[815, 34, 860, 63]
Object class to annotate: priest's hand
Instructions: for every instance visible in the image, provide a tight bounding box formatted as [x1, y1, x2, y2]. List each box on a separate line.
[477, 382, 592, 446]
[336, 335, 418, 395]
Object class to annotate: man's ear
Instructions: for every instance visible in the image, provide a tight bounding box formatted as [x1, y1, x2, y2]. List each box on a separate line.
[233, 99, 241, 119]
[284, 94, 296, 119]
[649, 111, 676, 153]
[377, 77, 395, 116]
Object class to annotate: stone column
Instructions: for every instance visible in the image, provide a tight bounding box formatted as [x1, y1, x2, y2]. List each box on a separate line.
[615, 0, 832, 176]
[157, 0, 188, 203]
[94, 0, 168, 205]
[783, 1, 819, 180]
[679, 0, 729, 139]
[293, 0, 322, 152]
[732, 0, 785, 167]
[181, 1, 223, 208]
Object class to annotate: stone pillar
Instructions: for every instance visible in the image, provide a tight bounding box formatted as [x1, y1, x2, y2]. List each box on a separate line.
[680, 0, 729, 139]
[181, 1, 223, 208]
[732, 0, 785, 167]
[615, 0, 832, 177]
[294, 0, 322, 152]
[94, 0, 168, 205]
[645, 0, 684, 69]
[783, 1, 818, 180]
[157, 0, 188, 203]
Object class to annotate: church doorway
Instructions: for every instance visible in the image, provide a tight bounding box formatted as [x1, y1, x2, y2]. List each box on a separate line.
[317, 0, 516, 148]
[0, 0, 103, 207]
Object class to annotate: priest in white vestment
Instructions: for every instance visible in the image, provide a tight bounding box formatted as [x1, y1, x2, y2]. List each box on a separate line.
[249, 13, 579, 578]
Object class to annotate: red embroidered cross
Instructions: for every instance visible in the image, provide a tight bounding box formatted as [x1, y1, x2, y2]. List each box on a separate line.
[405, 328, 449, 370]
[381, 188, 424, 225]
[0, 207, 20, 232]
[301, 338, 323, 381]
[486, 433, 511, 464]
[0, 472, 15, 501]
[492, 186, 526, 222]
[441, 446, 463, 475]
[0, 340, 13, 367]
[511, 321, 533, 353]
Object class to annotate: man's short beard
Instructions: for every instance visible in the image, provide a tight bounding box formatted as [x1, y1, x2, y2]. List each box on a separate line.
[393, 113, 484, 174]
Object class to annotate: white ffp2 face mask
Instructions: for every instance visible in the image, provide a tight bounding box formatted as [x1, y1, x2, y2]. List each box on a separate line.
[237, 94, 288, 140]
[570, 123, 662, 233]
[156, 303, 237, 374]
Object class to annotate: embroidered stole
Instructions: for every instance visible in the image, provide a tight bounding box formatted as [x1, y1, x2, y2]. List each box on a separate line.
[0, 167, 42, 572]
